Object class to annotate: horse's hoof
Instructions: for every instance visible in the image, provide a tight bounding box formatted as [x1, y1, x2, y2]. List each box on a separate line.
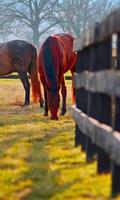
[60, 109, 66, 116]
[43, 113, 48, 117]
[40, 99, 44, 108]
[50, 116, 58, 120]
[24, 102, 30, 106]
[21, 104, 29, 108]
[23, 105, 29, 110]
[60, 112, 65, 116]
[40, 103, 44, 108]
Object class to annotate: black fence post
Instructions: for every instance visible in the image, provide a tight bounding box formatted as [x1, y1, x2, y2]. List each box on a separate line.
[75, 47, 97, 162]
[112, 33, 120, 197]
[75, 50, 88, 150]
[89, 39, 111, 173]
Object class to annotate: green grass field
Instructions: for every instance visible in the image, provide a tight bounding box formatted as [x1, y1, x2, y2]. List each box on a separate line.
[0, 78, 119, 200]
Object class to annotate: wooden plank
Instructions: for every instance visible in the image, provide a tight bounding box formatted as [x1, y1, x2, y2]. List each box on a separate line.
[73, 8, 120, 51]
[73, 70, 120, 96]
[71, 105, 120, 165]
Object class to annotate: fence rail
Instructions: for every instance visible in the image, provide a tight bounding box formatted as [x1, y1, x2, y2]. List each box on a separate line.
[72, 106, 120, 165]
[73, 70, 120, 96]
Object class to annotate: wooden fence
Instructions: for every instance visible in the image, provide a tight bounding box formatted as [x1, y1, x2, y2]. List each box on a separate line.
[72, 8, 120, 197]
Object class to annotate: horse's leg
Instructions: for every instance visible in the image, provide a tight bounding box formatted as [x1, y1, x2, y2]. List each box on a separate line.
[40, 74, 48, 116]
[71, 70, 76, 104]
[18, 71, 30, 106]
[60, 77, 67, 115]
[43, 86, 48, 116]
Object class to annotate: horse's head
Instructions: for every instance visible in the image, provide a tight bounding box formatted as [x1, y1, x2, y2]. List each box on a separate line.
[47, 89, 60, 120]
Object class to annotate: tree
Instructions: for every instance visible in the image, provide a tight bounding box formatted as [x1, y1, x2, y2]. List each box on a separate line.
[49, 0, 120, 37]
[0, 0, 58, 46]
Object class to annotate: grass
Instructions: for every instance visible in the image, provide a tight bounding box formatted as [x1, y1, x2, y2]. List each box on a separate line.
[0, 78, 119, 200]
[65, 70, 71, 77]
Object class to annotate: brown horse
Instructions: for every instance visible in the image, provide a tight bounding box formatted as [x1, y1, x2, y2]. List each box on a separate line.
[38, 33, 77, 120]
[0, 40, 43, 106]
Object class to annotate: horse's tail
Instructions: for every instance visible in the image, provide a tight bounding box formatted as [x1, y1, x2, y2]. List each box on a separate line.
[42, 36, 58, 94]
[29, 45, 43, 105]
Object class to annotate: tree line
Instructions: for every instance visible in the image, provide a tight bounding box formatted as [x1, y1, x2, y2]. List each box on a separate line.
[0, 0, 119, 47]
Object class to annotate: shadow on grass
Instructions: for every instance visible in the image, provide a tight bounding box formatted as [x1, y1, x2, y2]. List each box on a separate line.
[23, 131, 84, 200]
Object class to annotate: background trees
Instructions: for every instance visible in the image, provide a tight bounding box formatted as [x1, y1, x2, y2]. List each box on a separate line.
[50, 0, 120, 36]
[0, 0, 119, 46]
[0, 0, 58, 46]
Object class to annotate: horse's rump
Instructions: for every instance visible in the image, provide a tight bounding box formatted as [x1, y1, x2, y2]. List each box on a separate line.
[8, 40, 33, 71]
[39, 36, 63, 93]
[54, 33, 77, 72]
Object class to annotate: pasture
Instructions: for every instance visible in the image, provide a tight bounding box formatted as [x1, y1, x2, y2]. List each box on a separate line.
[0, 78, 114, 200]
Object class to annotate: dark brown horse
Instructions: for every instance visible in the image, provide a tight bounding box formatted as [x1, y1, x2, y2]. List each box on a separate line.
[38, 33, 77, 120]
[0, 40, 43, 106]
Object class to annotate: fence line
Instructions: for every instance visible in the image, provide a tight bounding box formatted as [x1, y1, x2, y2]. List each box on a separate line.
[72, 8, 120, 197]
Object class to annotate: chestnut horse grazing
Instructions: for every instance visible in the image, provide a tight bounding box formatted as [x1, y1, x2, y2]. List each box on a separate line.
[0, 40, 43, 106]
[38, 33, 77, 120]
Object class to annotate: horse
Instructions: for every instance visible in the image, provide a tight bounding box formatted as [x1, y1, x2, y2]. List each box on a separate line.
[38, 33, 77, 120]
[0, 40, 43, 106]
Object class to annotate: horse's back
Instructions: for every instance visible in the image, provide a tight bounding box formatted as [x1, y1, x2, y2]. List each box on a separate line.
[0, 40, 36, 76]
[7, 40, 34, 64]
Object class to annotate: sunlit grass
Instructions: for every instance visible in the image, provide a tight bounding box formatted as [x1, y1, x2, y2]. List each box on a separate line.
[0, 78, 118, 200]
[65, 70, 72, 77]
